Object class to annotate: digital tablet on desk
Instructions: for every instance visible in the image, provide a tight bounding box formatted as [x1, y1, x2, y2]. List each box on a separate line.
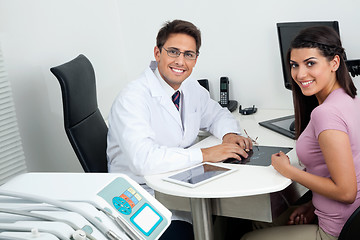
[223, 145, 293, 166]
[163, 163, 236, 188]
[258, 115, 295, 139]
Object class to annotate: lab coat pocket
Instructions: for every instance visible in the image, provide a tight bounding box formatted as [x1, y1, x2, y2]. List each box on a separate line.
[183, 110, 201, 146]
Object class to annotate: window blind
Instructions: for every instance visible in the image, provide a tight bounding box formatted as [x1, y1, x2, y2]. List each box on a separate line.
[0, 45, 27, 185]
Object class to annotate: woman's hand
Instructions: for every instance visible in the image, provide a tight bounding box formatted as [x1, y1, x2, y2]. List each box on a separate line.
[271, 151, 292, 178]
[288, 201, 316, 225]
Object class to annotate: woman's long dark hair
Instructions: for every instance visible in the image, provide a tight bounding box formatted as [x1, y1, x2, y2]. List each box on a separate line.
[287, 26, 357, 139]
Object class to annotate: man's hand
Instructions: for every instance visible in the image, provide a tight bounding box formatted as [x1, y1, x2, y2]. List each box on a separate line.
[201, 143, 248, 163]
[222, 133, 253, 151]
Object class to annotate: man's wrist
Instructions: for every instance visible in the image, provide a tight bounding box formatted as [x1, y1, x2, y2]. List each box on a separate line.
[222, 132, 241, 140]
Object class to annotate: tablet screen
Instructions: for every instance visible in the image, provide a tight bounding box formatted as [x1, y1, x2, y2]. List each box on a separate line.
[163, 163, 235, 187]
[258, 115, 295, 139]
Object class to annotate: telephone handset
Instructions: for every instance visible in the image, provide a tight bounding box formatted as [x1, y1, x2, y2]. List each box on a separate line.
[220, 77, 229, 107]
[219, 77, 238, 112]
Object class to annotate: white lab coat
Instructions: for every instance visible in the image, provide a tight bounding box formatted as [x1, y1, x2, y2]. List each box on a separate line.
[107, 62, 240, 184]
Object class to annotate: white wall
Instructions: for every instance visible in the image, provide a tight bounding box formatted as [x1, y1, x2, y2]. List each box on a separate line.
[0, 0, 360, 172]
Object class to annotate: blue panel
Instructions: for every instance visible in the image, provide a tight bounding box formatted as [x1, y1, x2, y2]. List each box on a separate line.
[130, 203, 163, 237]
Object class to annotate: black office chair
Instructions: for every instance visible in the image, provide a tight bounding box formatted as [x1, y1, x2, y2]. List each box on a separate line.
[50, 54, 108, 172]
[338, 205, 360, 240]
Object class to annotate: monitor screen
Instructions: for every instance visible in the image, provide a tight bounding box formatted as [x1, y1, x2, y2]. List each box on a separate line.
[277, 21, 340, 90]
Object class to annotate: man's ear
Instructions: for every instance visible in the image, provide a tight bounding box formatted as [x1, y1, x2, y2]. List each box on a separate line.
[154, 46, 161, 61]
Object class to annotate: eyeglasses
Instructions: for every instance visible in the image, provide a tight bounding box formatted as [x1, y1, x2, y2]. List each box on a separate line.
[244, 129, 259, 145]
[162, 47, 198, 60]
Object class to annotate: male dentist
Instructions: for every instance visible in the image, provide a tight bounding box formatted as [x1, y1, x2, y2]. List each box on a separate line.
[107, 19, 252, 239]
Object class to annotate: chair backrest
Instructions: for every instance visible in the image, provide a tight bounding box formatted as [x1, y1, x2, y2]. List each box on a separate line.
[50, 54, 108, 172]
[338, 205, 360, 240]
[197, 79, 209, 92]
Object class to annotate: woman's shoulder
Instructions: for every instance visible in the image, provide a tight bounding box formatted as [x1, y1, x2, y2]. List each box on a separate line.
[311, 89, 359, 129]
[312, 101, 337, 118]
[311, 102, 341, 125]
[313, 89, 350, 115]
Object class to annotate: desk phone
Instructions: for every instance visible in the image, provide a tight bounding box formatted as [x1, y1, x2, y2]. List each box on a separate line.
[97, 176, 171, 240]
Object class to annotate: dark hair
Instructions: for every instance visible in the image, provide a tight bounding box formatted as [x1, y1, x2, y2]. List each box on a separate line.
[156, 19, 201, 54]
[286, 26, 357, 138]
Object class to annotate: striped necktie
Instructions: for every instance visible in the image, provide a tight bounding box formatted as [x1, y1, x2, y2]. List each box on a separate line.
[172, 91, 180, 111]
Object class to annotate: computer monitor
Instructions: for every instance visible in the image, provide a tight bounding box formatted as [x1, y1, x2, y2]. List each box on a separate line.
[259, 21, 340, 139]
[277, 21, 340, 90]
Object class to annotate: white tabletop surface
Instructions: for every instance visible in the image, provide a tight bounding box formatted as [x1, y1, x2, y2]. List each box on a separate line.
[145, 109, 301, 198]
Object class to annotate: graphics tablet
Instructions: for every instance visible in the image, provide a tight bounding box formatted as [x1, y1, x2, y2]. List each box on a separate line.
[258, 115, 295, 139]
[163, 163, 236, 188]
[223, 145, 293, 166]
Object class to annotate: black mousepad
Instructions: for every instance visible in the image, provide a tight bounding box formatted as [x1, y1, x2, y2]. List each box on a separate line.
[223, 145, 293, 166]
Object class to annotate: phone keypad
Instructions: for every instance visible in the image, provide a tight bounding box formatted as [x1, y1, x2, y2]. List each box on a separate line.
[220, 92, 228, 105]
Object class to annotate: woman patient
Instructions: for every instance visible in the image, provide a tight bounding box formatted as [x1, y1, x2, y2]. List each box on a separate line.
[242, 26, 360, 240]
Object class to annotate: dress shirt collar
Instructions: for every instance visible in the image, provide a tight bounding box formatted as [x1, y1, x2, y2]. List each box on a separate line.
[154, 67, 183, 98]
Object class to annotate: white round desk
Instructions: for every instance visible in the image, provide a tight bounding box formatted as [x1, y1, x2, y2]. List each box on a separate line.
[145, 109, 307, 240]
